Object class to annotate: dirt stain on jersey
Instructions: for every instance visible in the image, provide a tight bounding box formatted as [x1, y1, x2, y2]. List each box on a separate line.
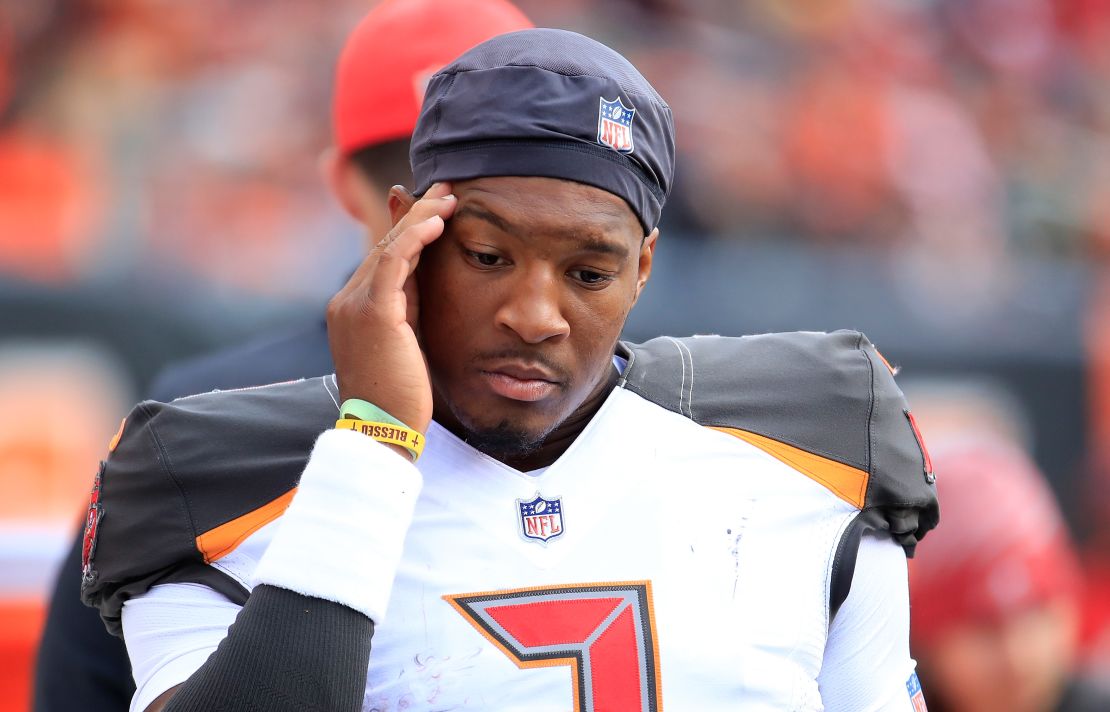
[727, 501, 755, 599]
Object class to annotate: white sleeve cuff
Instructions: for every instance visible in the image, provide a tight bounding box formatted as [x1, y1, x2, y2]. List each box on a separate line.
[122, 583, 242, 712]
[819, 531, 917, 711]
[252, 427, 423, 623]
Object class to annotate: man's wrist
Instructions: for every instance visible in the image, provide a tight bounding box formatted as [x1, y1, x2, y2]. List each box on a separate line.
[334, 417, 425, 461]
[382, 443, 414, 461]
[339, 398, 409, 427]
[252, 428, 423, 623]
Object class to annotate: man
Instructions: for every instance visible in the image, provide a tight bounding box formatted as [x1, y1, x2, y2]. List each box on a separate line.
[82, 28, 939, 711]
[33, 1, 532, 709]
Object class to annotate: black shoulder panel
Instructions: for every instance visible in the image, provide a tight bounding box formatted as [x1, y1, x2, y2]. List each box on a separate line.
[80, 377, 338, 636]
[619, 331, 939, 554]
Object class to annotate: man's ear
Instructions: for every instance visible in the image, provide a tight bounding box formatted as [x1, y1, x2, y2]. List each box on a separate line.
[634, 228, 659, 303]
[320, 147, 378, 223]
[388, 185, 417, 226]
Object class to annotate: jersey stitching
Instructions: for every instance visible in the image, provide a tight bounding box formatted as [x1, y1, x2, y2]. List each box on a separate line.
[212, 557, 251, 589]
[666, 337, 692, 419]
[323, 375, 340, 411]
[615, 341, 634, 388]
[857, 333, 878, 503]
[666, 337, 686, 416]
[172, 378, 306, 402]
[143, 405, 202, 551]
[678, 339, 695, 418]
[172, 390, 215, 402]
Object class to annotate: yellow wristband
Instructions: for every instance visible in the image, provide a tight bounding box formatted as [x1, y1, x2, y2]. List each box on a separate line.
[335, 419, 425, 461]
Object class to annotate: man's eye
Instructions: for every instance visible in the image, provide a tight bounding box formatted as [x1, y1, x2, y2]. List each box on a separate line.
[467, 250, 503, 267]
[569, 269, 613, 285]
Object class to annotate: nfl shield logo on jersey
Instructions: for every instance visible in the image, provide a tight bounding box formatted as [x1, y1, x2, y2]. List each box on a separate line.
[597, 97, 635, 153]
[906, 672, 928, 712]
[517, 493, 564, 544]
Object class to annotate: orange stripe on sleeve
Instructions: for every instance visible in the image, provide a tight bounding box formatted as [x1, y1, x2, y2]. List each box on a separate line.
[874, 347, 898, 376]
[195, 488, 298, 563]
[709, 427, 869, 509]
[107, 417, 126, 453]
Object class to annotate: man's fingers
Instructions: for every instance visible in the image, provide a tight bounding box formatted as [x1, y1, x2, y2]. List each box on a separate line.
[365, 190, 455, 302]
[368, 216, 445, 306]
[377, 182, 456, 251]
[422, 181, 454, 200]
[388, 192, 456, 253]
[336, 184, 455, 300]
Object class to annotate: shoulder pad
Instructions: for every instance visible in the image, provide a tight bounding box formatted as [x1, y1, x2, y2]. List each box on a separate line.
[80, 377, 338, 635]
[619, 331, 938, 553]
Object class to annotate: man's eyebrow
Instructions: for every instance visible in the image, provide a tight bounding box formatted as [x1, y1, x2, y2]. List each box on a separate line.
[454, 204, 513, 234]
[563, 233, 630, 260]
[453, 204, 631, 259]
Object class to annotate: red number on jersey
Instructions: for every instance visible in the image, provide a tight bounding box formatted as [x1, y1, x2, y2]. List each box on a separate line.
[445, 581, 662, 712]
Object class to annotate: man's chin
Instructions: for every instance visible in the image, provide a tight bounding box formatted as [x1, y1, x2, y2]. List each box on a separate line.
[458, 420, 547, 461]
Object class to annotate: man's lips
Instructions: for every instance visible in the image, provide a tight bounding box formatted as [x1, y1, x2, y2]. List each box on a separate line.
[480, 363, 562, 402]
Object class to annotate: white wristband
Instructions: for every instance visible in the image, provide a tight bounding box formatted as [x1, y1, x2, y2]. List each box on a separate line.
[252, 428, 423, 623]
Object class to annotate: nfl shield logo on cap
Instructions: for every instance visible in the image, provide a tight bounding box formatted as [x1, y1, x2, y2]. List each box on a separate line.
[517, 493, 564, 544]
[597, 97, 635, 153]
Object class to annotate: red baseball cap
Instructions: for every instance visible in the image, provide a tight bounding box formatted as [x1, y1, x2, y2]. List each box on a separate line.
[333, 0, 533, 154]
[909, 438, 1082, 648]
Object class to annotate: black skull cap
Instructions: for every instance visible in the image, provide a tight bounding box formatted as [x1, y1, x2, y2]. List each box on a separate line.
[410, 28, 675, 233]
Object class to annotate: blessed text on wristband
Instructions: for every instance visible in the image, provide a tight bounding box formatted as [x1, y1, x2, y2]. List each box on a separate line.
[335, 419, 425, 461]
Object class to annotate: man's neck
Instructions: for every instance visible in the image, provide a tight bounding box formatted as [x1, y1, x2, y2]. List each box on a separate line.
[500, 365, 620, 471]
[433, 364, 620, 472]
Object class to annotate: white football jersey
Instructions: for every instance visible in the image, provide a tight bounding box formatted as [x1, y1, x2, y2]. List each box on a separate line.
[92, 332, 936, 712]
[368, 387, 857, 710]
[124, 387, 908, 711]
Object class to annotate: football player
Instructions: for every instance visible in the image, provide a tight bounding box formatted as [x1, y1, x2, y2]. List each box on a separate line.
[82, 26, 938, 712]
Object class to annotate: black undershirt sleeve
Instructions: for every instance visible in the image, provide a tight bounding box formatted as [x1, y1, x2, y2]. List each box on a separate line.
[161, 585, 372, 712]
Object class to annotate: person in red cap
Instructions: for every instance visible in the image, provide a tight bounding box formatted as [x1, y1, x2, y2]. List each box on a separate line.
[32, 2, 531, 710]
[910, 436, 1110, 712]
[324, 0, 532, 246]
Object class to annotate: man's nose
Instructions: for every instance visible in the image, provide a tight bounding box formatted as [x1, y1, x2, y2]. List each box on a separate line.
[494, 270, 571, 344]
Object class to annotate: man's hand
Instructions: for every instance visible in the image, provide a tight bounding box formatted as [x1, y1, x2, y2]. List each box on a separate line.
[327, 182, 457, 434]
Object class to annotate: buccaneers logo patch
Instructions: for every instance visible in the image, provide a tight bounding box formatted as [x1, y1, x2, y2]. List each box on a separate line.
[81, 462, 105, 586]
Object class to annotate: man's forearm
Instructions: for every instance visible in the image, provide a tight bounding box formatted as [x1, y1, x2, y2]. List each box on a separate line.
[161, 585, 372, 712]
[148, 428, 422, 711]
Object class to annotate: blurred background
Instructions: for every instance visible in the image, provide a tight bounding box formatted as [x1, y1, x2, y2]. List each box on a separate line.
[2, 0, 1109, 709]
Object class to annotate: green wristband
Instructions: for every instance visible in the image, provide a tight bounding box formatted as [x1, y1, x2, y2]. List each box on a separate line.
[339, 399, 409, 429]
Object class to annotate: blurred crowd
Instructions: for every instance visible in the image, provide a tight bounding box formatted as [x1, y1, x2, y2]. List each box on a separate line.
[4, 0, 1110, 295]
[4, 0, 1110, 710]
[1, 0, 376, 297]
[607, 0, 1110, 259]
